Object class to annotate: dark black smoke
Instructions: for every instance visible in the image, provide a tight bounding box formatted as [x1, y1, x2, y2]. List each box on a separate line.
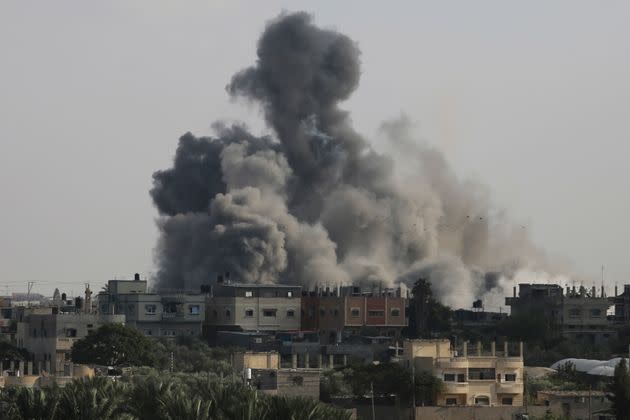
[150, 12, 555, 308]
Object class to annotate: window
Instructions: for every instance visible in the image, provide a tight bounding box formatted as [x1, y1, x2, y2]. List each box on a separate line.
[225, 309, 231, 319]
[146, 330, 152, 336]
[351, 308, 360, 317]
[457, 373, 466, 383]
[446, 398, 457, 406]
[569, 308, 581, 317]
[502, 397, 513, 406]
[390, 308, 401, 317]
[87, 324, 93, 328]
[444, 373, 456, 382]
[334, 309, 339, 317]
[320, 308, 326, 316]
[145, 304, 157, 314]
[591, 308, 602, 317]
[474, 396, 490, 406]
[245, 309, 254, 317]
[245, 291, 253, 297]
[189, 305, 200, 315]
[468, 368, 496, 380]
[254, 337, 262, 344]
[286, 309, 295, 318]
[505, 373, 517, 382]
[368, 310, 385, 317]
[308, 308, 314, 318]
[287, 291, 293, 297]
[291, 376, 304, 386]
[263, 309, 277, 317]
[66, 328, 77, 338]
[212, 310, 218, 318]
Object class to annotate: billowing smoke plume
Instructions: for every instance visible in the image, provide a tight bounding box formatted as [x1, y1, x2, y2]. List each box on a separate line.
[150, 12, 556, 308]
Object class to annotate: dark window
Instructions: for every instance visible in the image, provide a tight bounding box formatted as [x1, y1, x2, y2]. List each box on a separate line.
[591, 309, 602, 317]
[468, 368, 496, 380]
[263, 309, 277, 317]
[569, 308, 581, 317]
[245, 309, 254, 317]
[505, 373, 517, 382]
[145, 304, 157, 314]
[320, 308, 326, 316]
[189, 305, 200, 315]
[446, 398, 457, 406]
[502, 397, 513, 406]
[334, 309, 339, 316]
[225, 309, 231, 319]
[444, 373, 456, 382]
[66, 328, 77, 338]
[457, 373, 466, 383]
[286, 309, 295, 318]
[291, 376, 304, 386]
[391, 308, 401, 317]
[474, 396, 490, 406]
[351, 308, 360, 317]
[368, 310, 385, 317]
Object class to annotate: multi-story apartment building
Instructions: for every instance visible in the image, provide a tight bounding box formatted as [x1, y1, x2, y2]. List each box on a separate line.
[15, 287, 125, 374]
[204, 283, 302, 335]
[301, 286, 408, 344]
[97, 274, 205, 337]
[402, 339, 524, 407]
[506, 283, 615, 345]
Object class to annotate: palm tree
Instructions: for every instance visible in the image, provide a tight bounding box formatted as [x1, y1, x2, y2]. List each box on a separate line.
[56, 376, 126, 420]
[124, 375, 174, 420]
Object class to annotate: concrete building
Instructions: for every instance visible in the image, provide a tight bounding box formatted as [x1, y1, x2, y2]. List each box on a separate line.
[15, 287, 125, 375]
[402, 339, 524, 407]
[506, 283, 615, 345]
[301, 286, 408, 344]
[234, 351, 320, 399]
[204, 283, 301, 335]
[97, 274, 205, 337]
[537, 390, 613, 420]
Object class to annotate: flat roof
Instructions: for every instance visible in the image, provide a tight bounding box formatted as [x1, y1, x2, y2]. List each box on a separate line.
[216, 283, 301, 289]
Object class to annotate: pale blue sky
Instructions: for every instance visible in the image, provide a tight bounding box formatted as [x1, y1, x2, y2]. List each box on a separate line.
[1, 1, 628, 296]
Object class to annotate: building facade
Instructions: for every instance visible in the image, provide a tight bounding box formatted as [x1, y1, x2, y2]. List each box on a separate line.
[15, 305, 125, 374]
[97, 274, 205, 337]
[402, 339, 524, 407]
[506, 283, 614, 345]
[204, 283, 301, 334]
[301, 286, 408, 344]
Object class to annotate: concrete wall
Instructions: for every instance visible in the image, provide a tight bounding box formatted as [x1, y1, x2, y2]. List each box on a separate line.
[233, 351, 280, 371]
[207, 294, 300, 332]
[276, 369, 320, 399]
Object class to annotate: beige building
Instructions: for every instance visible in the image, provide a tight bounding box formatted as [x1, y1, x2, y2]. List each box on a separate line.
[205, 283, 301, 334]
[402, 339, 524, 407]
[15, 308, 124, 374]
[233, 351, 320, 399]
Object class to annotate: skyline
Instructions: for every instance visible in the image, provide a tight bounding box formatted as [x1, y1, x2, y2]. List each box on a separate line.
[1, 1, 629, 304]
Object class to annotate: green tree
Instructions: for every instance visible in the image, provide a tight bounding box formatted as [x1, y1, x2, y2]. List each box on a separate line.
[414, 371, 444, 406]
[408, 278, 452, 338]
[0, 336, 30, 361]
[56, 376, 126, 420]
[606, 358, 630, 420]
[71, 323, 156, 367]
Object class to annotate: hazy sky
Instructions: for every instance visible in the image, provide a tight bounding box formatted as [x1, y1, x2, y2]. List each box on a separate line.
[1, 1, 628, 298]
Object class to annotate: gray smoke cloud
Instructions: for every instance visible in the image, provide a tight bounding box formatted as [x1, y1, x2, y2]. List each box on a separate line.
[151, 12, 557, 308]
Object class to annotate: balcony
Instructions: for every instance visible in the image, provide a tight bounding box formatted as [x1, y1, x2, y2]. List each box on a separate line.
[436, 357, 468, 369]
[496, 381, 523, 393]
[56, 338, 77, 351]
[443, 382, 469, 394]
[496, 358, 523, 369]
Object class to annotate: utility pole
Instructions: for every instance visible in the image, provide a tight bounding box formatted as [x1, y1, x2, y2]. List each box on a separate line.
[411, 362, 416, 420]
[371, 381, 376, 420]
[26, 281, 35, 307]
[170, 351, 174, 373]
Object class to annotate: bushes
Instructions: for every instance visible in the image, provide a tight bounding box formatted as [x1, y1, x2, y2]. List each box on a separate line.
[0, 373, 351, 420]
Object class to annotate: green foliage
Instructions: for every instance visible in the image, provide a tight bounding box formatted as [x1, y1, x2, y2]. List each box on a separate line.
[71, 323, 157, 367]
[414, 371, 444, 406]
[0, 373, 350, 420]
[0, 336, 30, 361]
[152, 336, 235, 374]
[606, 358, 630, 420]
[408, 278, 452, 338]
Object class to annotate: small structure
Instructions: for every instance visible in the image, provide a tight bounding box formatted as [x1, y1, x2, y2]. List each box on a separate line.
[537, 390, 613, 420]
